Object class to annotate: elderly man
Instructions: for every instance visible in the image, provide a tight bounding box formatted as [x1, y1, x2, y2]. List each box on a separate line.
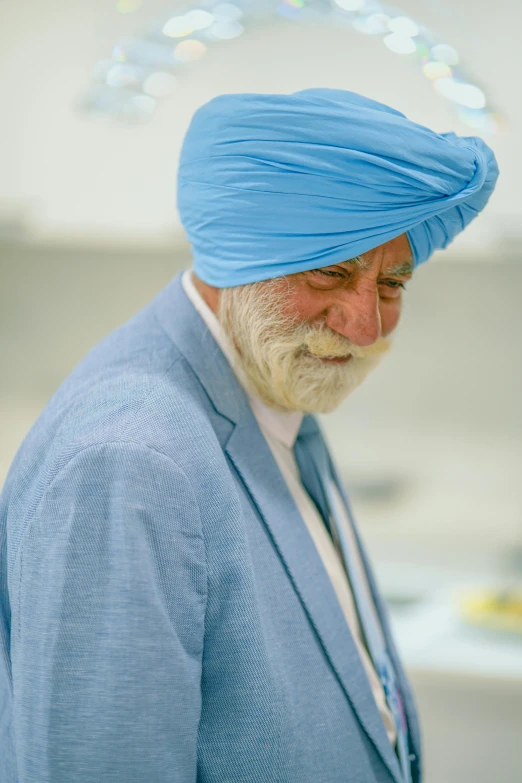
[0, 89, 498, 783]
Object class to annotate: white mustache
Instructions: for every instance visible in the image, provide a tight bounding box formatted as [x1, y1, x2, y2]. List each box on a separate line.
[303, 328, 391, 360]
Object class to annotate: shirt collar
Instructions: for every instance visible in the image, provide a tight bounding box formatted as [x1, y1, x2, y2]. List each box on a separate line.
[181, 269, 303, 449]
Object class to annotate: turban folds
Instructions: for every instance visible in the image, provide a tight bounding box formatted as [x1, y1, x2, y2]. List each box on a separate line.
[177, 88, 499, 287]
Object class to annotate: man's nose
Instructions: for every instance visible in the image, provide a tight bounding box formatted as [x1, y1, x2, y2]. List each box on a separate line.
[324, 286, 382, 347]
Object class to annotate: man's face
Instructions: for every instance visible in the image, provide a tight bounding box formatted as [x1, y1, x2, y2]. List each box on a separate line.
[217, 233, 414, 414]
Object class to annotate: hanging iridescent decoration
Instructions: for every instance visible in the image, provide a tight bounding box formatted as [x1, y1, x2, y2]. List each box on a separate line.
[77, 0, 503, 133]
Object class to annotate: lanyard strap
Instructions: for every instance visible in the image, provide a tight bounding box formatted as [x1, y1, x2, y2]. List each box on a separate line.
[294, 418, 413, 783]
[324, 477, 412, 783]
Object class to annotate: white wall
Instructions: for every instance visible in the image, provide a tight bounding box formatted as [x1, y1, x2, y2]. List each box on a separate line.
[0, 0, 520, 249]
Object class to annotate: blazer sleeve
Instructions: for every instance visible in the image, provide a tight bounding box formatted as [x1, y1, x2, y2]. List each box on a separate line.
[12, 441, 207, 783]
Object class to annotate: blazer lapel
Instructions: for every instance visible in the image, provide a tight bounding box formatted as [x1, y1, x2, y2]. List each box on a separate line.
[226, 421, 405, 783]
[153, 272, 406, 783]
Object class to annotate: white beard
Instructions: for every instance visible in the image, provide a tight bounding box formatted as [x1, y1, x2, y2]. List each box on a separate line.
[217, 276, 392, 414]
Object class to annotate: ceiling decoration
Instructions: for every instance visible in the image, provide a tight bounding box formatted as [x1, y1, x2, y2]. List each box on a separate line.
[78, 0, 502, 132]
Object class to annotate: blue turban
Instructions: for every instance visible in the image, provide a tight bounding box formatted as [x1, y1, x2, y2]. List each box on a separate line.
[177, 88, 499, 287]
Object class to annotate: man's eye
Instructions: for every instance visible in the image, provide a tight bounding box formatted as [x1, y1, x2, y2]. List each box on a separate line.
[316, 269, 344, 279]
[381, 280, 407, 290]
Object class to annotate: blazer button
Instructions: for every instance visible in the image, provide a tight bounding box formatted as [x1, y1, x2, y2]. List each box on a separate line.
[408, 754, 416, 761]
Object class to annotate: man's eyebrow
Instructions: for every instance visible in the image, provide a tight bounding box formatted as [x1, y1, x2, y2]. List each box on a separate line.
[340, 255, 414, 276]
[343, 255, 373, 271]
[384, 259, 414, 277]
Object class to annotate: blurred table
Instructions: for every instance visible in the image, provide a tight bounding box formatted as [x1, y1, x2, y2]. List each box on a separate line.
[377, 560, 522, 783]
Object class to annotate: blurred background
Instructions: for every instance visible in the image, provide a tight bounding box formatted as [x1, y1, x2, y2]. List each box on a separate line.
[1, 1, 522, 781]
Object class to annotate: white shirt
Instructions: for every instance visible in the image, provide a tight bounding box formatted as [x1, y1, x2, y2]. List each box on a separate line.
[181, 269, 397, 747]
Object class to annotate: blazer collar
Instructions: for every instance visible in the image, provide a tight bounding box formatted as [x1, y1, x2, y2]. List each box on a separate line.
[152, 271, 410, 783]
[152, 270, 251, 426]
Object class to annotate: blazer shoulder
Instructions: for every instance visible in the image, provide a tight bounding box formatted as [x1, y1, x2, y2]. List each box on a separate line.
[1, 305, 226, 510]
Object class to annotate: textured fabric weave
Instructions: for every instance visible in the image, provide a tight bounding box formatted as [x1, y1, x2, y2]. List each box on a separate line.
[0, 272, 423, 782]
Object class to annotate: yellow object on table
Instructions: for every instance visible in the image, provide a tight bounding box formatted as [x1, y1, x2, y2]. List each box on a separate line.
[459, 587, 522, 635]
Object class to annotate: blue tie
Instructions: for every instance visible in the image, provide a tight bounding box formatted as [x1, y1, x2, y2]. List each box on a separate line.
[293, 419, 333, 541]
[294, 416, 413, 783]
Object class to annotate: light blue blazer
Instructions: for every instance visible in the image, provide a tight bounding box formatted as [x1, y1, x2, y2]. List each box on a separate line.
[0, 271, 422, 783]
